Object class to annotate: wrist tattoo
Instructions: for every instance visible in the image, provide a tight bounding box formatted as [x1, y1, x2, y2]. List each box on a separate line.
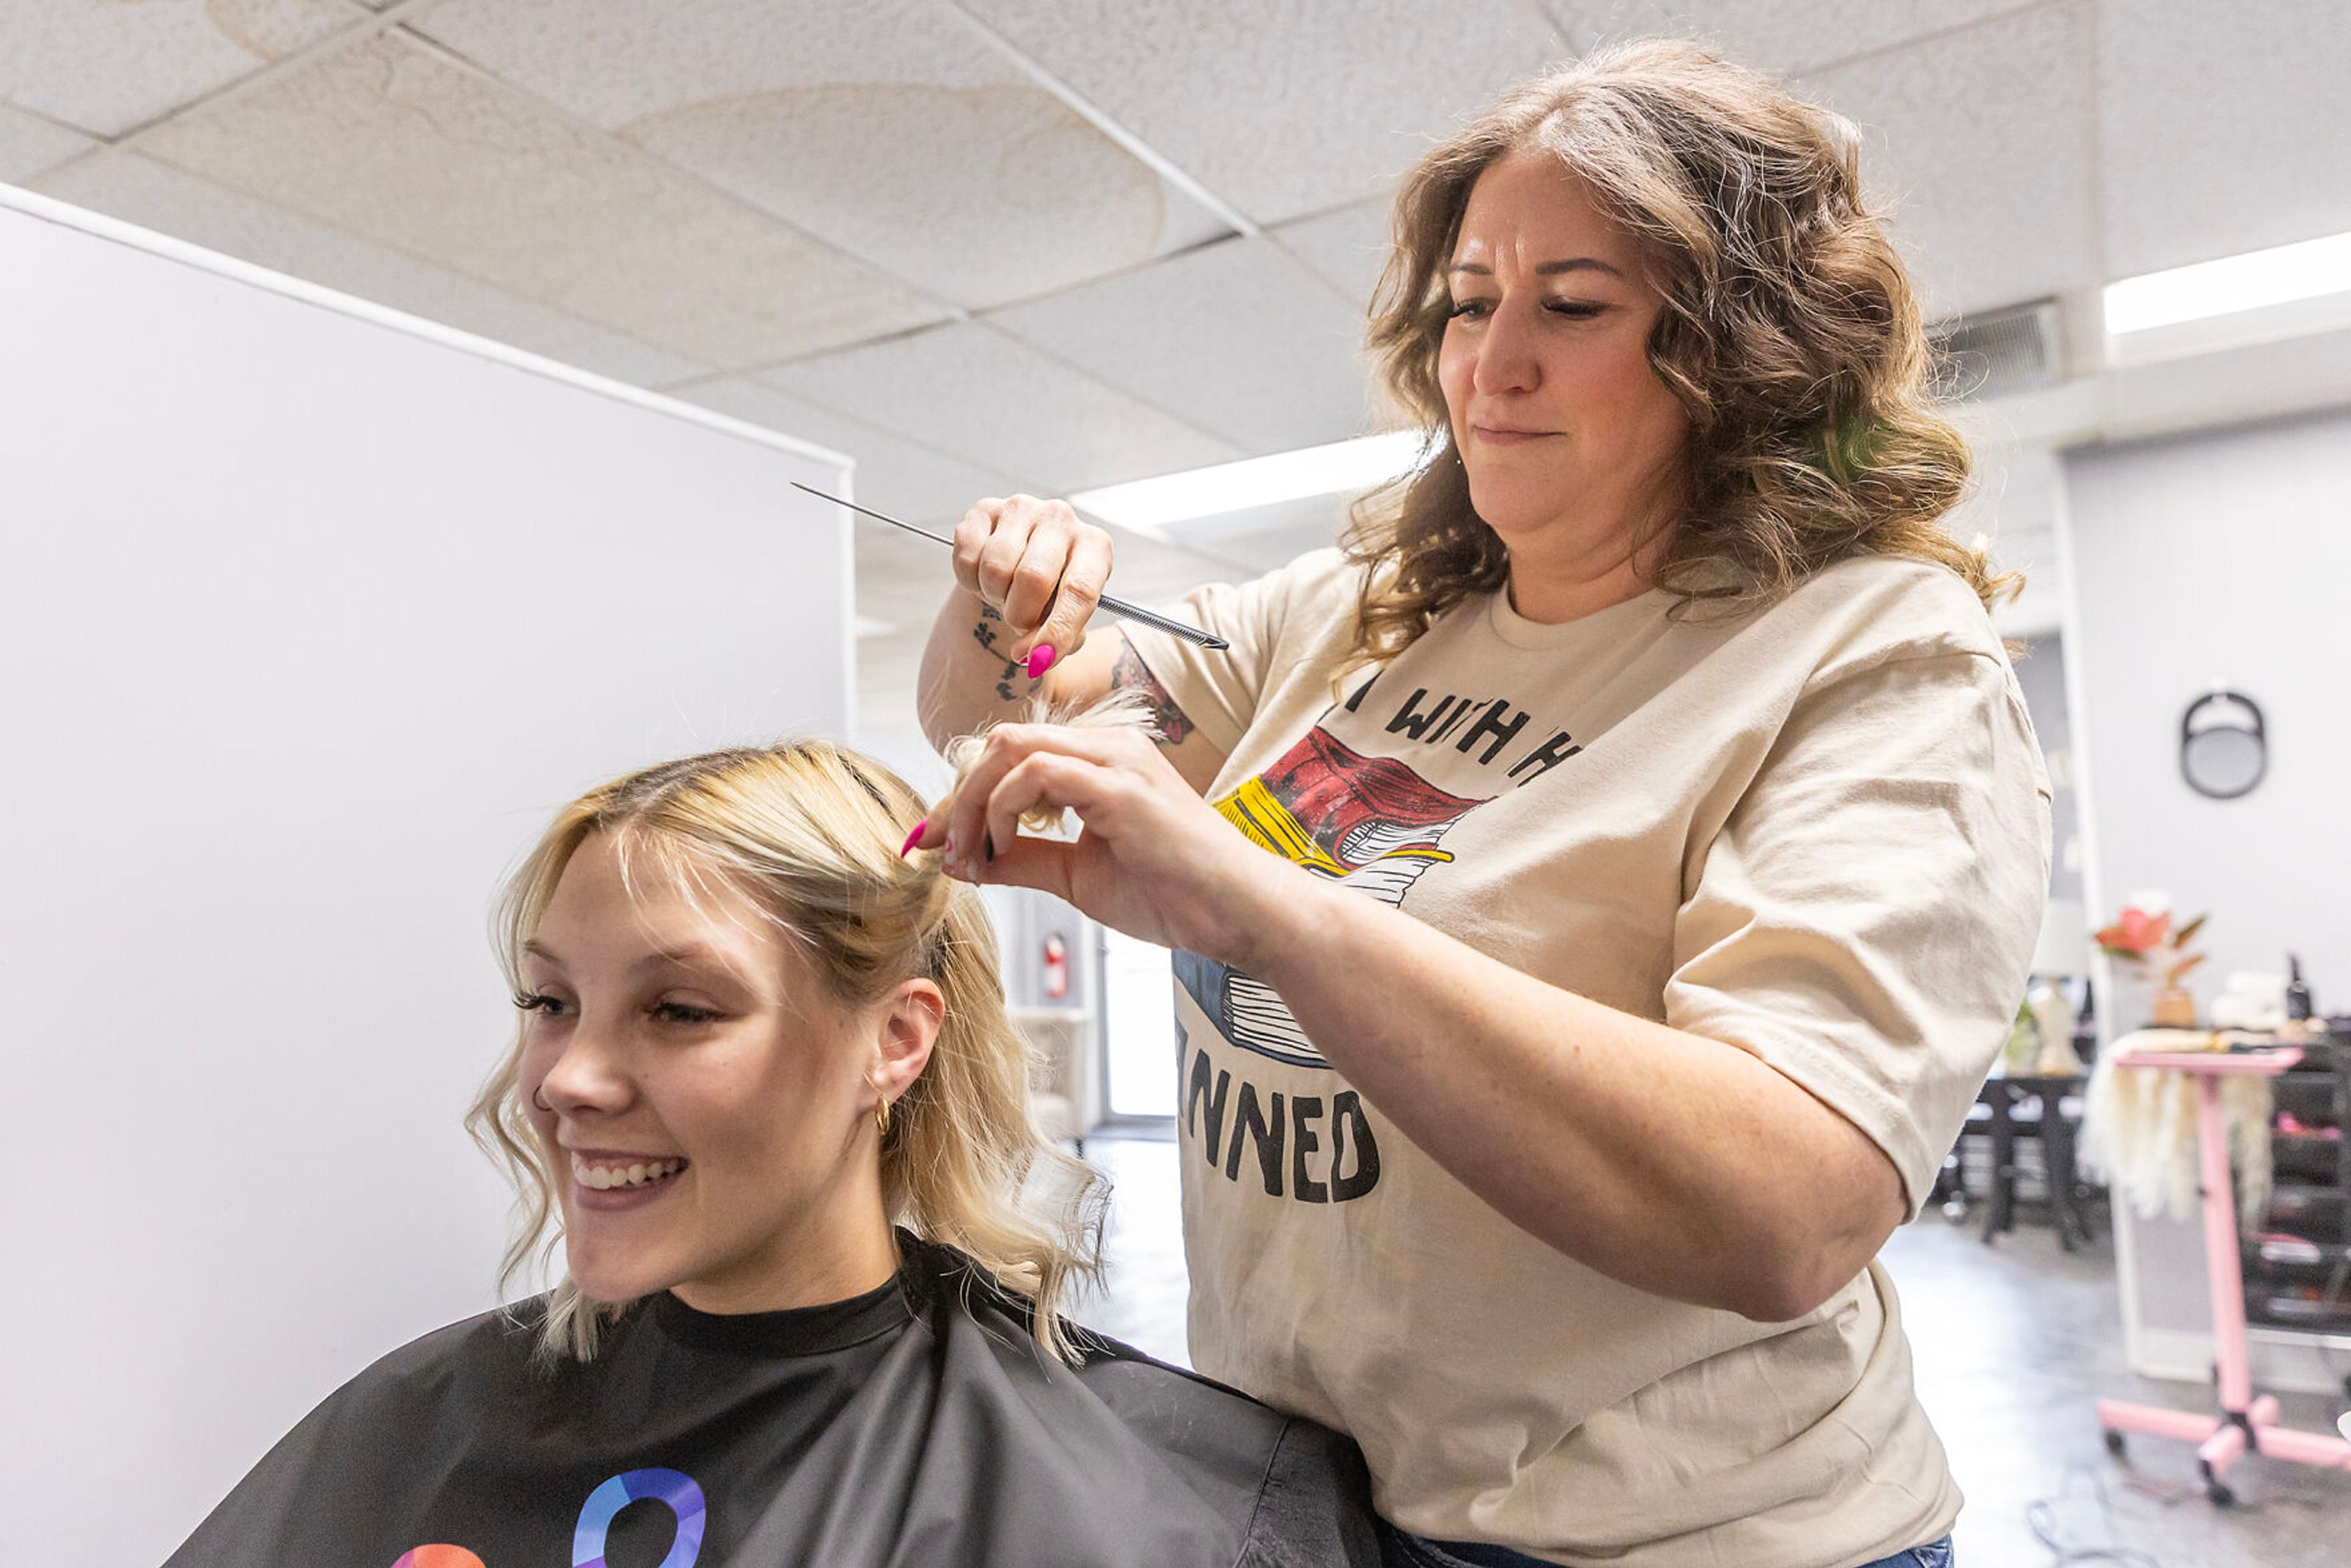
[972, 604, 1022, 702]
[1111, 639, 1196, 744]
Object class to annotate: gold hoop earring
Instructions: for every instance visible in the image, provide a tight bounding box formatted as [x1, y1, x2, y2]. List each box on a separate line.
[874, 1097, 892, 1138]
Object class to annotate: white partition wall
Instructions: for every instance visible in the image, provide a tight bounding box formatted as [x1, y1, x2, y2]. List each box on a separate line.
[2062, 407, 2351, 1394]
[0, 187, 855, 1566]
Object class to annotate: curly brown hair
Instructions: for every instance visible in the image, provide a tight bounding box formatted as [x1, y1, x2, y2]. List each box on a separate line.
[1345, 39, 2015, 665]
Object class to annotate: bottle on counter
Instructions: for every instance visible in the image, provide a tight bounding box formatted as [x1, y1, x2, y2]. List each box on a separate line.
[2285, 953, 2315, 1022]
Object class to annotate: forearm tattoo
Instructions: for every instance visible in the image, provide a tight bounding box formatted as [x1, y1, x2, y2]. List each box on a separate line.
[970, 604, 1023, 703]
[1111, 638, 1196, 745]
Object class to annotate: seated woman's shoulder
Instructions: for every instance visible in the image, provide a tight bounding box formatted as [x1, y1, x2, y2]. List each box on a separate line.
[911, 1240, 1382, 1565]
[310, 1296, 558, 1427]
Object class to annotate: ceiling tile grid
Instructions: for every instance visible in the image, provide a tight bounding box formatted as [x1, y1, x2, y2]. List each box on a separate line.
[32, 149, 713, 387]
[2099, 0, 2351, 279]
[12, 0, 2350, 701]
[1270, 195, 1400, 314]
[760, 320, 1244, 493]
[674, 373, 1037, 524]
[417, 0, 1231, 310]
[1798, 2, 2096, 321]
[1552, 0, 2036, 77]
[129, 31, 951, 369]
[984, 234, 1384, 454]
[0, 103, 97, 184]
[954, 0, 1570, 225]
[0, 0, 360, 138]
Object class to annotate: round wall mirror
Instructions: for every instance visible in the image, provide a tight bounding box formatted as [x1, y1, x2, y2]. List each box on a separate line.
[2180, 690, 2266, 800]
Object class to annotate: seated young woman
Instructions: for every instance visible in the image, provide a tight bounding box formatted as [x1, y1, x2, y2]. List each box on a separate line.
[167, 732, 1376, 1568]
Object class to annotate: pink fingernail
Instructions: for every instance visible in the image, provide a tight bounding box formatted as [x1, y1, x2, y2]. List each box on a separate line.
[899, 820, 926, 858]
[1026, 643, 1057, 680]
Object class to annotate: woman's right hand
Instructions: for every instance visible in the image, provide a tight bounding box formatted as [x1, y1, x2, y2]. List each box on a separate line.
[952, 495, 1114, 678]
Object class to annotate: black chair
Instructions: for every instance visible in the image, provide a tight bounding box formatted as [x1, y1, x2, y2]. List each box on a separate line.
[1971, 1076, 2094, 1250]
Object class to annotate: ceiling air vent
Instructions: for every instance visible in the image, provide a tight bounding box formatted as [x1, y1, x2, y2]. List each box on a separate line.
[1927, 298, 2063, 400]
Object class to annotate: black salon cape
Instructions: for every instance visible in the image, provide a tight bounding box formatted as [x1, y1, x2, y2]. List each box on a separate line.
[166, 1238, 1378, 1567]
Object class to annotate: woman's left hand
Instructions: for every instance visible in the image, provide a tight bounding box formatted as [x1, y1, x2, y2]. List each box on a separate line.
[907, 724, 1298, 967]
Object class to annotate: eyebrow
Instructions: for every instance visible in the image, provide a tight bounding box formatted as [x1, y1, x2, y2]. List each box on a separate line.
[1447, 258, 1624, 279]
[521, 938, 741, 975]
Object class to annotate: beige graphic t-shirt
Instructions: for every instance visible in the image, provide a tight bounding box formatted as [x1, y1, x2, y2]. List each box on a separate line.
[1120, 549, 2052, 1568]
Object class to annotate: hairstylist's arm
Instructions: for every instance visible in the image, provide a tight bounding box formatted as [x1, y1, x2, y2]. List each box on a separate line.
[910, 722, 1908, 1327]
[914, 495, 1225, 793]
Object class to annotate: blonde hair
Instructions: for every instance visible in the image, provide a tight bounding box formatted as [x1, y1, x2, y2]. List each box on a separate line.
[467, 738, 1106, 1363]
[1348, 38, 2016, 666]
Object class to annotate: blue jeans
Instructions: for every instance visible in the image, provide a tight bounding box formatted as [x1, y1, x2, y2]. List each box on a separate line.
[1377, 1522, 1954, 1568]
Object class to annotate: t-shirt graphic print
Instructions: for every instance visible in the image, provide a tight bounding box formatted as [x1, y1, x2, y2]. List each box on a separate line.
[1182, 724, 1493, 1073]
[1123, 547, 2053, 1568]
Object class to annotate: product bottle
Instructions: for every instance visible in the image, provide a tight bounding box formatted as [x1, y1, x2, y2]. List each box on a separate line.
[2285, 953, 2315, 1022]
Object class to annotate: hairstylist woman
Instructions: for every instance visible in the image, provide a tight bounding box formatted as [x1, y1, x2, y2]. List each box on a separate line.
[910, 41, 2047, 1568]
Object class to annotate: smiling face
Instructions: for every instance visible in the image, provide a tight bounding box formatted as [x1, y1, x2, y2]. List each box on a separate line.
[516, 831, 936, 1313]
[1437, 149, 1691, 611]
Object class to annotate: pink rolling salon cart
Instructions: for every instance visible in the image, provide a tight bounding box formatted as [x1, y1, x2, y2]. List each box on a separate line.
[2096, 1039, 2351, 1502]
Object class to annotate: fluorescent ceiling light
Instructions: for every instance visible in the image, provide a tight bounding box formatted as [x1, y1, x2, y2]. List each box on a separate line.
[2105, 230, 2351, 336]
[1070, 429, 1431, 534]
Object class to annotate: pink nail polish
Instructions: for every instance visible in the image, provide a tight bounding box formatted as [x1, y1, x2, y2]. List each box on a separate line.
[899, 820, 926, 858]
[1027, 643, 1057, 680]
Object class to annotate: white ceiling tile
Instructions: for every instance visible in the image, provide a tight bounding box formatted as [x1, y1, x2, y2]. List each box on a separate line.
[1195, 517, 1353, 577]
[0, 0, 355, 137]
[2101, 0, 2351, 278]
[760, 321, 1243, 493]
[33, 150, 711, 386]
[1551, 1, 2026, 77]
[1798, 6, 2094, 320]
[1087, 527, 1269, 606]
[419, 0, 1005, 124]
[986, 236, 1380, 454]
[133, 31, 949, 368]
[0, 104, 97, 184]
[854, 522, 965, 625]
[1271, 195, 1398, 313]
[672, 376, 1037, 524]
[956, 0, 1567, 225]
[418, 0, 1231, 309]
[1158, 492, 1356, 576]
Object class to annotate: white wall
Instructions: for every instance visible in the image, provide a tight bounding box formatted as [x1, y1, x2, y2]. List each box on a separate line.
[0, 189, 853, 1565]
[2063, 405, 2351, 1387]
[2063, 408, 2351, 997]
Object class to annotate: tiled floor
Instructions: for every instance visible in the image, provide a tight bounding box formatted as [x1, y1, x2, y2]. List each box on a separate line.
[1070, 1129, 2351, 1568]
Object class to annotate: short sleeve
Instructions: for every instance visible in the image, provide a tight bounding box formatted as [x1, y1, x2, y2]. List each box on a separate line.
[1664, 648, 2052, 1211]
[1115, 547, 1359, 758]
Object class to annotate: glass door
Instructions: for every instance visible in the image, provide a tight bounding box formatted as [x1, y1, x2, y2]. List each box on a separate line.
[1100, 929, 1179, 1119]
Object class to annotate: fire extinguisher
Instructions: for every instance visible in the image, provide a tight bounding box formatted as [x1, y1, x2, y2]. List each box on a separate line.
[1042, 932, 1070, 1000]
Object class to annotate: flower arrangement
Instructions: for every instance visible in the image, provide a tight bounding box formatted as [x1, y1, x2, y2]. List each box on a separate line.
[2096, 906, 2207, 1026]
[2094, 907, 2207, 987]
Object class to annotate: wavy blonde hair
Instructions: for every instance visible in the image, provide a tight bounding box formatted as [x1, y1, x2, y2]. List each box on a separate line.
[467, 738, 1105, 1363]
[1348, 38, 2016, 664]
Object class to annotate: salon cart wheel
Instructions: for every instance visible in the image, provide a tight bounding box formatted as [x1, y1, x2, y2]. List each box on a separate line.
[2101, 1428, 2125, 1457]
[2198, 1463, 2236, 1508]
